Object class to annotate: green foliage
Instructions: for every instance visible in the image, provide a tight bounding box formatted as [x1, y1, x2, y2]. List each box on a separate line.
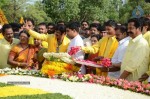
[79, 0, 122, 23]
[43, 0, 80, 22]
[0, 0, 150, 24]
[0, 0, 51, 24]
[1, 0, 29, 23]
[23, 1, 52, 24]
[119, 0, 150, 23]
[1, 93, 72, 99]
[0, 82, 13, 87]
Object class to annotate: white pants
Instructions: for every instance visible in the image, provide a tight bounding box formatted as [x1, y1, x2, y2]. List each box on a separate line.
[79, 65, 86, 74]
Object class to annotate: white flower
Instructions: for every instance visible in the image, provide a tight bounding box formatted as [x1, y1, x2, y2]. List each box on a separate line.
[61, 57, 75, 64]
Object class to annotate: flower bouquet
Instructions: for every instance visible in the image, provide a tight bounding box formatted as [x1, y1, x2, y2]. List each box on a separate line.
[41, 52, 79, 77]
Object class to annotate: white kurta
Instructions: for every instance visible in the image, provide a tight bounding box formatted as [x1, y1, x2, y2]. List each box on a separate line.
[108, 37, 130, 78]
[67, 34, 85, 59]
[67, 34, 85, 74]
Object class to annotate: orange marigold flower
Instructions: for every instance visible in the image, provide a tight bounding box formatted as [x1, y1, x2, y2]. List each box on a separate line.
[47, 70, 55, 77]
[65, 64, 73, 71]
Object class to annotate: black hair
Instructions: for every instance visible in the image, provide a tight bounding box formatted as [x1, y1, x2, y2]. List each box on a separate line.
[9, 23, 21, 32]
[115, 25, 127, 34]
[104, 20, 117, 28]
[98, 25, 106, 32]
[143, 19, 150, 31]
[57, 20, 65, 25]
[24, 18, 35, 26]
[66, 21, 80, 32]
[128, 18, 141, 28]
[55, 24, 66, 35]
[91, 34, 101, 41]
[90, 23, 101, 30]
[47, 22, 55, 27]
[81, 20, 89, 25]
[19, 30, 30, 37]
[2, 24, 12, 34]
[38, 22, 47, 27]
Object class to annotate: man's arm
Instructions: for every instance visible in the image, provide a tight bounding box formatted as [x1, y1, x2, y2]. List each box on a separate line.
[119, 70, 131, 79]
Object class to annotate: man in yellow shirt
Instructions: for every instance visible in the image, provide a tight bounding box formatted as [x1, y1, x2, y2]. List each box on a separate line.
[139, 18, 150, 82]
[37, 22, 48, 48]
[119, 18, 149, 81]
[81, 20, 118, 76]
[0, 24, 19, 69]
[23, 24, 70, 53]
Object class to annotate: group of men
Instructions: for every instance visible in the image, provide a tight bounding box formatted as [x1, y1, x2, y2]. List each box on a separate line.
[0, 17, 150, 83]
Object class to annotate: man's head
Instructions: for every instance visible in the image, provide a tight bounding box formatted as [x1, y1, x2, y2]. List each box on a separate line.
[2, 24, 14, 42]
[99, 25, 107, 37]
[104, 20, 117, 36]
[47, 23, 55, 34]
[57, 20, 65, 25]
[142, 18, 150, 34]
[89, 23, 100, 35]
[38, 22, 47, 34]
[127, 18, 142, 38]
[115, 25, 127, 41]
[9, 23, 21, 39]
[34, 38, 42, 47]
[83, 28, 90, 38]
[81, 21, 89, 30]
[66, 22, 80, 39]
[55, 24, 66, 40]
[24, 18, 35, 30]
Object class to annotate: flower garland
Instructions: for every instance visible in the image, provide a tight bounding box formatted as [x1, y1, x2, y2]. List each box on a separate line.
[43, 52, 75, 64]
[60, 73, 150, 95]
[41, 61, 79, 77]
[0, 68, 150, 95]
[0, 68, 45, 77]
[42, 52, 79, 77]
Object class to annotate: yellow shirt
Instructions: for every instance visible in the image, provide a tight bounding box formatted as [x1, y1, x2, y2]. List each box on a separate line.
[28, 30, 70, 52]
[143, 31, 150, 76]
[0, 33, 4, 40]
[42, 41, 48, 48]
[0, 38, 20, 69]
[82, 36, 118, 76]
[121, 34, 149, 81]
[82, 36, 118, 58]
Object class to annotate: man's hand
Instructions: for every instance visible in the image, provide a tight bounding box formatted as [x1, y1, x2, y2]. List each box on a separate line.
[93, 56, 104, 62]
[100, 67, 108, 72]
[22, 20, 30, 31]
[139, 73, 149, 82]
[21, 63, 29, 67]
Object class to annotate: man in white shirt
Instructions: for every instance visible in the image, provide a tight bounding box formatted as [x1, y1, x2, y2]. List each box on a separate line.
[66, 22, 85, 73]
[101, 25, 130, 78]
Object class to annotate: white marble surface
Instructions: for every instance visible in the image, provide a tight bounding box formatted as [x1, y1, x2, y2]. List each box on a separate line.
[0, 75, 149, 99]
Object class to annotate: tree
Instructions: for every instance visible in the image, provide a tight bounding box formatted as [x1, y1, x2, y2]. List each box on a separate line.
[43, 0, 80, 22]
[23, 1, 52, 24]
[79, 0, 122, 23]
[1, 0, 29, 23]
[119, 0, 150, 23]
